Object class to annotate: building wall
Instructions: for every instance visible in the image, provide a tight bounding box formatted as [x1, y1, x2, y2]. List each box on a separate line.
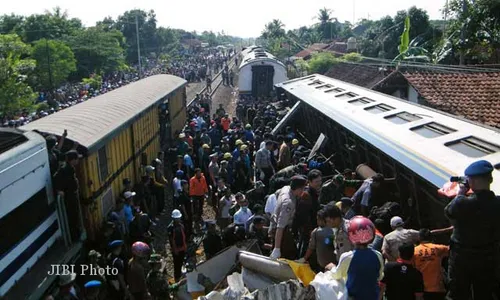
[169, 86, 187, 138]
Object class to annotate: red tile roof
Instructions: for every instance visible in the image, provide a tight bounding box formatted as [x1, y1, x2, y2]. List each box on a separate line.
[294, 49, 312, 58]
[324, 62, 389, 88]
[309, 43, 330, 51]
[403, 72, 500, 128]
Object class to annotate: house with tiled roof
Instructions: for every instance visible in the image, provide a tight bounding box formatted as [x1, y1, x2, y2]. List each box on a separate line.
[324, 61, 391, 88]
[291, 43, 331, 60]
[373, 71, 500, 128]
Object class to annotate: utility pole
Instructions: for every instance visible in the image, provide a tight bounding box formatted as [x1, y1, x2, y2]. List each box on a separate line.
[459, 0, 467, 65]
[45, 39, 53, 91]
[135, 14, 142, 78]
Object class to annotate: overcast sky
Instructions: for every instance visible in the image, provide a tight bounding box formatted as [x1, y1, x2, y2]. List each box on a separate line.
[2, 0, 446, 38]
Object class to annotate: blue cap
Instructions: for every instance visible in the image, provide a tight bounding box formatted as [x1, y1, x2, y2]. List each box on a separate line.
[176, 170, 184, 177]
[464, 160, 494, 177]
[108, 240, 124, 248]
[84, 280, 102, 288]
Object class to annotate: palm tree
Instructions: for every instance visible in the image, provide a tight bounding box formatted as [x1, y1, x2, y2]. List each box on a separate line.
[261, 19, 286, 39]
[315, 8, 338, 42]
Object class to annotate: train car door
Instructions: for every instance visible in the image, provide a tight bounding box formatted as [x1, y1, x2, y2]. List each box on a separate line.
[251, 65, 274, 98]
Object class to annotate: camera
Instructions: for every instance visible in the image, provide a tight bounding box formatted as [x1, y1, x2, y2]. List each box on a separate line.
[450, 176, 468, 184]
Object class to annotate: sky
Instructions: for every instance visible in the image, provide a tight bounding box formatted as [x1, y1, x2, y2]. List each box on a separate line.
[2, 0, 447, 38]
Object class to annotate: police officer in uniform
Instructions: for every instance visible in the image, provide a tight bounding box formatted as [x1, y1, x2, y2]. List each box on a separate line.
[269, 175, 308, 260]
[445, 160, 500, 300]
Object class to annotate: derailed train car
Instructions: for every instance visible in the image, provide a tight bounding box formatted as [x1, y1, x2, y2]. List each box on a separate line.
[22, 74, 187, 241]
[275, 74, 500, 229]
[238, 46, 288, 98]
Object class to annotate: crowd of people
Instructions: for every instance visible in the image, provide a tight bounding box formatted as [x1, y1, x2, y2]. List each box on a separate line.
[42, 84, 500, 300]
[2, 47, 234, 128]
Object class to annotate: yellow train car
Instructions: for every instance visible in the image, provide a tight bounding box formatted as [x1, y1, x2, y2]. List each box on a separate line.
[22, 74, 187, 240]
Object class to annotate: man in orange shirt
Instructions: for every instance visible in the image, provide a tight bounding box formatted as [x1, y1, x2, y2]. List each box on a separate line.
[189, 168, 209, 221]
[414, 229, 449, 300]
[221, 113, 231, 134]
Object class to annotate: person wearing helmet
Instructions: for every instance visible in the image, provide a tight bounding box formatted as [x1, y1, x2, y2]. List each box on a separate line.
[128, 241, 151, 299]
[244, 124, 255, 143]
[177, 133, 189, 156]
[168, 209, 187, 282]
[331, 215, 384, 300]
[106, 240, 131, 299]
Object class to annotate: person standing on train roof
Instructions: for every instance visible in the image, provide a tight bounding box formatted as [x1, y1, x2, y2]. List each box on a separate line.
[444, 160, 500, 300]
[269, 175, 308, 260]
[382, 216, 420, 262]
[413, 229, 449, 300]
[278, 136, 292, 170]
[351, 173, 385, 216]
[331, 215, 384, 300]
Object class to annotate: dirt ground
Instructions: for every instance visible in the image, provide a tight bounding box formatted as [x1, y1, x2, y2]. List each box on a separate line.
[151, 62, 240, 283]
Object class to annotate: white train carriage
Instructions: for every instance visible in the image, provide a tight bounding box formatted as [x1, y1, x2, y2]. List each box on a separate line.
[0, 129, 60, 296]
[275, 74, 500, 228]
[238, 47, 288, 98]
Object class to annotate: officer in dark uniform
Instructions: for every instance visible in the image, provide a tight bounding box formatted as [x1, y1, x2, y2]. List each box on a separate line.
[444, 160, 500, 300]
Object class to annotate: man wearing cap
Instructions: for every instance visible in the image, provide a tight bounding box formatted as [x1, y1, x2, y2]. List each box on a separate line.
[168, 209, 187, 282]
[444, 160, 500, 300]
[83, 280, 102, 300]
[382, 216, 420, 262]
[177, 133, 189, 156]
[147, 254, 170, 300]
[123, 191, 135, 225]
[54, 272, 79, 300]
[106, 240, 130, 299]
[269, 175, 308, 260]
[53, 149, 83, 241]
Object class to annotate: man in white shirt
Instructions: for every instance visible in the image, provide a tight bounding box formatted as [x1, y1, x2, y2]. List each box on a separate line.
[233, 195, 252, 232]
[264, 191, 279, 218]
[172, 170, 184, 206]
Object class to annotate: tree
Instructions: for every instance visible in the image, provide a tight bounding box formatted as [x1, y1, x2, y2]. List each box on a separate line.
[308, 52, 340, 74]
[0, 34, 36, 117]
[31, 39, 76, 90]
[21, 8, 83, 43]
[261, 19, 286, 39]
[66, 27, 127, 77]
[316, 8, 338, 41]
[116, 9, 158, 63]
[0, 14, 24, 35]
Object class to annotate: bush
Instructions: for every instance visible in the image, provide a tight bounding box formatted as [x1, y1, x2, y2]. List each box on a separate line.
[308, 52, 340, 74]
[342, 52, 363, 62]
[82, 75, 103, 90]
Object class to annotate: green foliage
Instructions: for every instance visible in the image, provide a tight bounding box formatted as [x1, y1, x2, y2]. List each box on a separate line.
[82, 75, 102, 90]
[342, 52, 362, 62]
[21, 7, 83, 43]
[399, 16, 411, 54]
[65, 27, 127, 78]
[308, 52, 340, 74]
[31, 39, 76, 90]
[0, 34, 36, 116]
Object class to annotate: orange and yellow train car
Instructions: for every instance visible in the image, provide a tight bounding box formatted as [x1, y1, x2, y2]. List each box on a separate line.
[23, 74, 187, 240]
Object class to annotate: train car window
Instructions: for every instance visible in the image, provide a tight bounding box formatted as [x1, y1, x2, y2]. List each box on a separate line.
[446, 136, 500, 157]
[411, 122, 456, 138]
[98, 146, 109, 182]
[385, 112, 422, 124]
[364, 104, 395, 114]
[336, 92, 358, 100]
[325, 88, 345, 93]
[315, 84, 333, 90]
[307, 80, 323, 86]
[348, 97, 375, 106]
[0, 187, 52, 259]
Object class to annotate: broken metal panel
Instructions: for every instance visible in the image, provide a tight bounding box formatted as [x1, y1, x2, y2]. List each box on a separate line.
[307, 133, 329, 161]
[271, 102, 301, 136]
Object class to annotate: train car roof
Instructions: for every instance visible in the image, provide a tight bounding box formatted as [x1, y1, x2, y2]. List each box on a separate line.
[240, 48, 285, 69]
[276, 74, 500, 194]
[22, 74, 187, 153]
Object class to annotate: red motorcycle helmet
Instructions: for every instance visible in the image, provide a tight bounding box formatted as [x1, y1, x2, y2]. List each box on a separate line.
[348, 216, 375, 245]
[131, 241, 151, 258]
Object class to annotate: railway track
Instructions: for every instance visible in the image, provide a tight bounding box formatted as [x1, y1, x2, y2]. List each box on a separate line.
[187, 52, 239, 107]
